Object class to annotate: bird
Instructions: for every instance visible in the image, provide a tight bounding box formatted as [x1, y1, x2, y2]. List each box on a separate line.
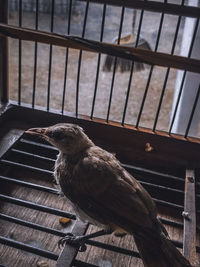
[26, 123, 192, 267]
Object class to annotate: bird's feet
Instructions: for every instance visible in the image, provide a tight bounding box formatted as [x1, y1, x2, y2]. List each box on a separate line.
[58, 233, 87, 252]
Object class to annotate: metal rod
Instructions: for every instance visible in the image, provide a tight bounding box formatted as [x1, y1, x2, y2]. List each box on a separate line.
[0, 0, 9, 103]
[32, 0, 39, 108]
[0, 236, 58, 260]
[106, 6, 125, 123]
[20, 138, 57, 151]
[18, 0, 22, 105]
[0, 175, 59, 194]
[152, 0, 184, 132]
[184, 84, 200, 138]
[86, 239, 140, 258]
[73, 260, 100, 267]
[0, 194, 76, 219]
[61, 0, 72, 114]
[90, 4, 107, 119]
[76, 0, 90, 117]
[136, 1, 166, 128]
[121, 9, 144, 126]
[0, 159, 53, 175]
[169, 18, 200, 134]
[47, 0, 55, 111]
[11, 148, 55, 163]
[0, 213, 65, 237]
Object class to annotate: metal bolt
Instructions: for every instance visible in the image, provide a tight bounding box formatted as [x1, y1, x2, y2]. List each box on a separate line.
[182, 211, 190, 220]
[187, 176, 194, 183]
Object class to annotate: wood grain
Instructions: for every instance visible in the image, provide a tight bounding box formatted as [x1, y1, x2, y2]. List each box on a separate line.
[183, 169, 197, 266]
[0, 23, 200, 74]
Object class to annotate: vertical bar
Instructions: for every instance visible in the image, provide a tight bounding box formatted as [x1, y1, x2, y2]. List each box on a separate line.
[183, 169, 197, 265]
[18, 0, 22, 105]
[136, 0, 166, 128]
[152, 0, 184, 131]
[56, 220, 88, 267]
[32, 0, 39, 108]
[106, 6, 125, 123]
[184, 83, 200, 138]
[169, 18, 199, 134]
[61, 0, 72, 114]
[90, 4, 107, 119]
[47, 0, 55, 111]
[0, 0, 9, 104]
[75, 0, 90, 118]
[121, 9, 144, 126]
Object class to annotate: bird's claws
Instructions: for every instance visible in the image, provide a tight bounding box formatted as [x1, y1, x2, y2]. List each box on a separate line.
[58, 233, 87, 252]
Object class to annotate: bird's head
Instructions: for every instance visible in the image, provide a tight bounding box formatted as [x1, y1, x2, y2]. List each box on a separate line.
[26, 123, 94, 155]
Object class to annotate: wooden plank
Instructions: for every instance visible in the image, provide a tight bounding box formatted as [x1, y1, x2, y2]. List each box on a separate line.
[79, 0, 200, 19]
[56, 220, 88, 267]
[183, 169, 197, 266]
[0, 1, 9, 103]
[0, 24, 200, 74]
[4, 104, 200, 174]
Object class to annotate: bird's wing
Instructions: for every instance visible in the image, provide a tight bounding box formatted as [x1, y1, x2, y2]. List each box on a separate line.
[73, 147, 157, 232]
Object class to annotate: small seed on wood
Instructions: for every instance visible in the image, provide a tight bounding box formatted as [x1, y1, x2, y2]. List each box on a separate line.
[145, 142, 154, 152]
[59, 217, 71, 225]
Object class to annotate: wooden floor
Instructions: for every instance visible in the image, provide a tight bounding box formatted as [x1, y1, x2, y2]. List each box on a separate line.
[0, 127, 199, 267]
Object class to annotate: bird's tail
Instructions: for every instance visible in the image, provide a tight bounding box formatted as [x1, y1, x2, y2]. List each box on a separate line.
[134, 226, 192, 267]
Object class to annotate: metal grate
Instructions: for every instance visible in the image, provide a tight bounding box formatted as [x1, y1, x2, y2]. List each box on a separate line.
[0, 131, 199, 265]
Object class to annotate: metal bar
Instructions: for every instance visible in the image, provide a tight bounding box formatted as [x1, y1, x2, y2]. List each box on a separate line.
[169, 18, 200, 134]
[78, 0, 200, 19]
[75, 0, 90, 118]
[0, 159, 53, 175]
[0, 236, 58, 260]
[86, 239, 140, 258]
[184, 84, 200, 138]
[73, 260, 100, 267]
[2, 212, 198, 255]
[90, 4, 107, 119]
[152, 2, 184, 131]
[1, 24, 200, 73]
[121, 9, 144, 126]
[0, 194, 76, 219]
[20, 138, 57, 151]
[57, 220, 88, 267]
[61, 0, 72, 114]
[106, 6, 125, 123]
[0, 175, 59, 194]
[11, 148, 55, 163]
[0, 0, 8, 104]
[136, 3, 166, 128]
[32, 0, 39, 108]
[183, 170, 197, 264]
[0, 213, 65, 237]
[47, 0, 55, 111]
[18, 0, 22, 105]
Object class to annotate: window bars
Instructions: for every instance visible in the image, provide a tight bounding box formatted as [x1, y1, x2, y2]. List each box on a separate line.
[0, 0, 200, 136]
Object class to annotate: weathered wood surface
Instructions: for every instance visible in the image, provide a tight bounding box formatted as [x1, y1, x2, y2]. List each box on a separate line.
[79, 0, 200, 19]
[183, 169, 197, 266]
[0, 23, 200, 74]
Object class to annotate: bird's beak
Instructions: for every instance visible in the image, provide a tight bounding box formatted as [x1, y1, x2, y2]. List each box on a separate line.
[25, 127, 48, 137]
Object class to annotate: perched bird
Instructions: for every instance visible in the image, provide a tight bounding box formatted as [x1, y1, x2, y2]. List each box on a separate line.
[26, 124, 191, 267]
